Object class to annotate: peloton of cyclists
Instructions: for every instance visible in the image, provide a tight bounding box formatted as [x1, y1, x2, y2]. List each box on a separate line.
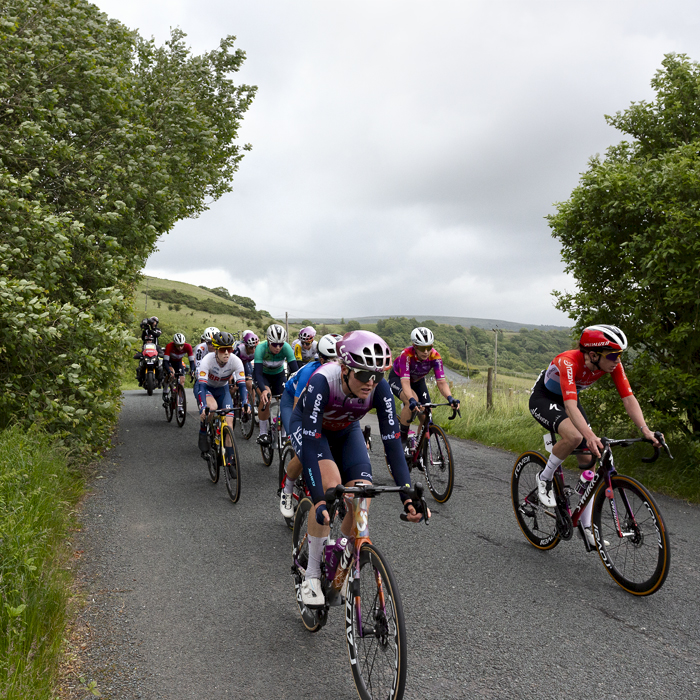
[291, 326, 318, 365]
[254, 324, 299, 446]
[530, 324, 661, 546]
[388, 327, 461, 451]
[289, 330, 428, 607]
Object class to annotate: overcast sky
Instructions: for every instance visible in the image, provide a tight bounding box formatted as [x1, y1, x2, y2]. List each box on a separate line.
[93, 0, 700, 325]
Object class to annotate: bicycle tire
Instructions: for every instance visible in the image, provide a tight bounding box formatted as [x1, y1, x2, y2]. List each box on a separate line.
[164, 387, 174, 422]
[230, 393, 238, 431]
[292, 497, 322, 632]
[239, 405, 254, 440]
[260, 435, 274, 467]
[176, 384, 186, 427]
[346, 542, 407, 700]
[422, 424, 454, 502]
[222, 425, 241, 503]
[511, 451, 561, 550]
[592, 474, 670, 596]
[206, 423, 219, 483]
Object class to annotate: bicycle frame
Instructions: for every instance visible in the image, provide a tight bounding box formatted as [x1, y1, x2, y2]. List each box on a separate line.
[406, 402, 459, 467]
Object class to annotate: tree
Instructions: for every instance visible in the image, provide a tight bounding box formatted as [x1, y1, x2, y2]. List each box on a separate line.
[549, 53, 700, 439]
[0, 0, 255, 447]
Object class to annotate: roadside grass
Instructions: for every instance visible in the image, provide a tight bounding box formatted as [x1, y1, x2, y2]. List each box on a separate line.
[428, 375, 700, 503]
[0, 425, 83, 699]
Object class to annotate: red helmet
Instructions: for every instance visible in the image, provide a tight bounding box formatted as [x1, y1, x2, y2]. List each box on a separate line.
[579, 325, 627, 352]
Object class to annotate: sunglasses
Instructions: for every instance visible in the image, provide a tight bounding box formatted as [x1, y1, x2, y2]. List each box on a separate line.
[601, 351, 622, 361]
[352, 369, 384, 384]
[414, 345, 432, 352]
[270, 342, 284, 348]
[302, 340, 313, 346]
[217, 347, 233, 353]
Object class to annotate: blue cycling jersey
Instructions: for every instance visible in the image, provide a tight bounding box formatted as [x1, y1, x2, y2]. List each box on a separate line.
[284, 360, 322, 399]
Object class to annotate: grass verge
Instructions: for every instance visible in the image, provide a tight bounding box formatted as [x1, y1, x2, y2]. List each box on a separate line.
[0, 425, 84, 698]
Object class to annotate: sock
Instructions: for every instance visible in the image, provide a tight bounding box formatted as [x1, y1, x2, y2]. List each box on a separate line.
[306, 535, 327, 580]
[580, 500, 593, 529]
[283, 476, 295, 494]
[259, 419, 269, 435]
[541, 453, 564, 481]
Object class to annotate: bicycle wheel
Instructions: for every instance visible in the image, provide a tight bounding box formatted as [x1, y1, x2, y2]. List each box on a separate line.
[164, 386, 173, 422]
[176, 384, 187, 427]
[222, 425, 241, 503]
[239, 405, 254, 440]
[260, 433, 274, 467]
[422, 425, 454, 502]
[346, 542, 407, 700]
[592, 474, 670, 596]
[230, 391, 239, 431]
[511, 451, 561, 550]
[292, 497, 322, 632]
[206, 423, 219, 483]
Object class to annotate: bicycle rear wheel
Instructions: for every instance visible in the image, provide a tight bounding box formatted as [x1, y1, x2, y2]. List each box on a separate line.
[176, 384, 186, 427]
[292, 497, 322, 632]
[422, 424, 454, 502]
[511, 451, 561, 550]
[239, 402, 254, 440]
[260, 433, 274, 466]
[346, 542, 407, 700]
[164, 386, 174, 422]
[592, 474, 670, 596]
[222, 425, 241, 503]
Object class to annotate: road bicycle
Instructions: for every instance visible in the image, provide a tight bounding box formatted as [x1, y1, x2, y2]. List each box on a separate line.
[162, 368, 189, 427]
[511, 432, 673, 596]
[230, 380, 256, 440]
[203, 407, 241, 503]
[259, 394, 286, 467]
[387, 402, 459, 503]
[292, 482, 429, 700]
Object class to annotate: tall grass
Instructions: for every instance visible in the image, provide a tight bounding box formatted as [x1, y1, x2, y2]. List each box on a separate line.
[0, 425, 83, 699]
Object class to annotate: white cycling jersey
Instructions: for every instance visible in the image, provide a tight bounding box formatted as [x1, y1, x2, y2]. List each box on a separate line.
[197, 352, 245, 388]
[194, 342, 210, 373]
[291, 338, 318, 364]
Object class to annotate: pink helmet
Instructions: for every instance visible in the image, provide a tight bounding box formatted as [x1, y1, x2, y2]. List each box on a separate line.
[299, 326, 316, 342]
[337, 331, 392, 371]
[242, 330, 259, 347]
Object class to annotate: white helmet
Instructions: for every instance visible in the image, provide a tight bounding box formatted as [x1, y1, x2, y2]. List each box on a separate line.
[201, 326, 220, 342]
[411, 327, 434, 347]
[173, 332, 186, 345]
[317, 333, 342, 360]
[266, 323, 287, 344]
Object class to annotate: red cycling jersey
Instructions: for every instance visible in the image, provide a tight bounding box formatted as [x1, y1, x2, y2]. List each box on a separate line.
[543, 349, 633, 400]
[163, 342, 195, 364]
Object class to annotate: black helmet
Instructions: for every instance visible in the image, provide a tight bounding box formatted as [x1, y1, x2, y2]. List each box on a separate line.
[140, 318, 149, 329]
[211, 331, 235, 349]
[148, 316, 159, 325]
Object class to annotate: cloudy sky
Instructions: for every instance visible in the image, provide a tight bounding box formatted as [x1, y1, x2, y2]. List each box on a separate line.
[94, 0, 700, 325]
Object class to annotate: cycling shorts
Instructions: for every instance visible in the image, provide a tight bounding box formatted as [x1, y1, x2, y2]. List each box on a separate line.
[529, 371, 590, 434]
[289, 419, 373, 487]
[169, 359, 186, 375]
[201, 384, 233, 412]
[280, 391, 294, 436]
[258, 371, 285, 397]
[387, 369, 431, 404]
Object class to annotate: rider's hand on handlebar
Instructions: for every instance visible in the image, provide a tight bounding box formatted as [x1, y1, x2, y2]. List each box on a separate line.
[408, 397, 419, 412]
[584, 430, 605, 459]
[261, 389, 271, 408]
[315, 503, 330, 526]
[642, 426, 661, 447]
[403, 499, 430, 523]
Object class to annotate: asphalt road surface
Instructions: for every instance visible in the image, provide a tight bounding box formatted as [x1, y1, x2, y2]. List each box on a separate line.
[73, 389, 700, 699]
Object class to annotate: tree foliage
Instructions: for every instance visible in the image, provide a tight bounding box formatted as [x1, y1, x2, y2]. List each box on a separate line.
[549, 53, 700, 439]
[0, 0, 255, 448]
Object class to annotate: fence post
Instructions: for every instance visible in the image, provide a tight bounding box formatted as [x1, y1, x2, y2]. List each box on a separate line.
[486, 367, 493, 410]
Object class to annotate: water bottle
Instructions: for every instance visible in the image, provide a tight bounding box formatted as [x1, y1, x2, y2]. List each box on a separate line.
[325, 536, 347, 582]
[331, 537, 355, 592]
[574, 469, 595, 495]
[407, 431, 417, 454]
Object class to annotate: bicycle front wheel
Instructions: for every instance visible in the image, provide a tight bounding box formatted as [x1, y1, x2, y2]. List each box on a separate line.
[511, 451, 561, 550]
[292, 497, 322, 633]
[346, 542, 407, 700]
[176, 384, 187, 427]
[206, 424, 219, 483]
[239, 406, 254, 440]
[222, 425, 241, 503]
[164, 387, 174, 422]
[422, 425, 454, 502]
[260, 435, 274, 467]
[592, 474, 670, 596]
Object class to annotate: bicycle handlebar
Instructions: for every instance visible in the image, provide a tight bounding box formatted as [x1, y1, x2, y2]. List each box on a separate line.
[416, 401, 461, 420]
[573, 431, 673, 466]
[204, 407, 236, 417]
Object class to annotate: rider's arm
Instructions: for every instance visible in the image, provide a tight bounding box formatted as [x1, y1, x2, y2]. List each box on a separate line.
[188, 346, 195, 372]
[230, 358, 249, 405]
[253, 343, 267, 389]
[197, 375, 209, 406]
[300, 375, 331, 504]
[162, 344, 171, 372]
[621, 394, 659, 445]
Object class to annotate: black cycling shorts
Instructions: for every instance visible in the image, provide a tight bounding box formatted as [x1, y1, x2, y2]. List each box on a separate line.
[529, 370, 589, 434]
[259, 371, 285, 397]
[387, 369, 431, 405]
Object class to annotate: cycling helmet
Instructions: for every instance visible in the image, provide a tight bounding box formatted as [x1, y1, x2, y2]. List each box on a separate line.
[411, 327, 434, 347]
[242, 330, 259, 347]
[211, 331, 235, 349]
[317, 333, 342, 360]
[140, 318, 149, 329]
[201, 326, 220, 342]
[266, 324, 287, 344]
[337, 331, 392, 371]
[148, 316, 159, 325]
[173, 332, 186, 346]
[299, 326, 316, 342]
[579, 325, 628, 352]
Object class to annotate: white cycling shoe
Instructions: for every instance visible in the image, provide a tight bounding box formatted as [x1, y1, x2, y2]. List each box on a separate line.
[581, 526, 610, 548]
[536, 471, 556, 508]
[301, 577, 325, 607]
[280, 491, 295, 519]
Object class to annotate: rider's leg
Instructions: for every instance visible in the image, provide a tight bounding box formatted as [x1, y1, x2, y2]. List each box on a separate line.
[540, 418, 582, 481]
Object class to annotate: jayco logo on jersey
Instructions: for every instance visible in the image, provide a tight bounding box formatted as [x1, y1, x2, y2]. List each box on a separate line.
[310, 392, 323, 424]
[382, 395, 395, 425]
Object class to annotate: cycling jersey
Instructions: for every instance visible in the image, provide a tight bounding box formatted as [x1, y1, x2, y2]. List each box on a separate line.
[233, 340, 256, 365]
[284, 360, 322, 399]
[194, 342, 209, 372]
[253, 340, 296, 375]
[163, 342, 195, 372]
[290, 362, 410, 504]
[543, 349, 633, 400]
[291, 338, 318, 364]
[197, 353, 246, 389]
[393, 346, 446, 381]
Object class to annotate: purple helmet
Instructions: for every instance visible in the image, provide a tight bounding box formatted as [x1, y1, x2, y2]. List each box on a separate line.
[242, 330, 259, 347]
[299, 326, 316, 342]
[337, 331, 392, 372]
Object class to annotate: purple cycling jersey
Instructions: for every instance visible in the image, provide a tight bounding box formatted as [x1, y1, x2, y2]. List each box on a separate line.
[392, 346, 446, 381]
[233, 340, 255, 365]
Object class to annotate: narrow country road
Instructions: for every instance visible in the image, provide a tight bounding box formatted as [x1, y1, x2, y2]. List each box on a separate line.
[72, 389, 700, 699]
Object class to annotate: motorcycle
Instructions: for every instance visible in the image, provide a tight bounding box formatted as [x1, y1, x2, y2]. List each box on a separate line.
[134, 342, 163, 395]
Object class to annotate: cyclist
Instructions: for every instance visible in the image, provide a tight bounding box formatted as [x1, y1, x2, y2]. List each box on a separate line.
[388, 326, 460, 449]
[291, 326, 318, 365]
[279, 333, 342, 519]
[254, 324, 299, 445]
[193, 327, 219, 410]
[196, 331, 250, 457]
[233, 330, 259, 402]
[290, 330, 428, 607]
[162, 332, 195, 407]
[530, 324, 661, 546]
